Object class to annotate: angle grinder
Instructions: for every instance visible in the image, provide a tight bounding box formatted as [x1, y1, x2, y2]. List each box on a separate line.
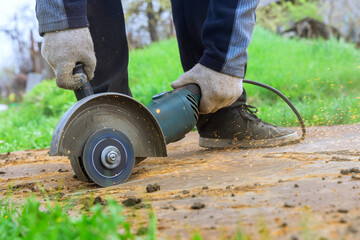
[50, 63, 306, 187]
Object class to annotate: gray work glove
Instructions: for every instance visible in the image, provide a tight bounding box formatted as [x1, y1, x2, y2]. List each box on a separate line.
[41, 28, 96, 90]
[171, 64, 243, 114]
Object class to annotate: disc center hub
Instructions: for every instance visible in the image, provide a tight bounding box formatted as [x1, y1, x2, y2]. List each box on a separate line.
[101, 146, 121, 169]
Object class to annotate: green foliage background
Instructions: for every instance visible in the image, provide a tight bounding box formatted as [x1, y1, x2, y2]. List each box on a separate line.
[0, 27, 359, 153]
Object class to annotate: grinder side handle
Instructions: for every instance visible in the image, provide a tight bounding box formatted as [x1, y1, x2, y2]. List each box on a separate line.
[73, 63, 94, 101]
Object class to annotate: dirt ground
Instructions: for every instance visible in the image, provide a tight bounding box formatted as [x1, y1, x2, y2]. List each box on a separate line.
[1, 124, 360, 239]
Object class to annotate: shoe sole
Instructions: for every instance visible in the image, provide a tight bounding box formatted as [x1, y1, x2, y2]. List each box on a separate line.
[199, 132, 299, 149]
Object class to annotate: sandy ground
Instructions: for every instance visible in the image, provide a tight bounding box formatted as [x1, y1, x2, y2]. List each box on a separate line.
[1, 124, 360, 239]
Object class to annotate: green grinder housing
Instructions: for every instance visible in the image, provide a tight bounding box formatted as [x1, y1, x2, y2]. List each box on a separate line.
[147, 84, 201, 144]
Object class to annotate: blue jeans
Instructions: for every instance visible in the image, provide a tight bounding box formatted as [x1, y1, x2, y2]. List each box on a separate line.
[87, 0, 247, 103]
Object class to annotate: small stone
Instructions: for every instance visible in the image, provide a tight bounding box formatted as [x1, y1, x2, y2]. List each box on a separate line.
[278, 179, 284, 182]
[284, 203, 295, 208]
[202, 186, 209, 190]
[281, 222, 288, 227]
[226, 185, 231, 189]
[40, 169, 46, 172]
[122, 197, 142, 207]
[0, 171, 5, 174]
[93, 196, 107, 206]
[340, 218, 347, 223]
[322, 177, 326, 180]
[338, 209, 348, 213]
[182, 190, 190, 194]
[191, 202, 205, 209]
[340, 167, 360, 175]
[191, 194, 196, 198]
[294, 184, 299, 188]
[337, 181, 342, 184]
[291, 236, 299, 240]
[231, 193, 235, 197]
[146, 183, 160, 193]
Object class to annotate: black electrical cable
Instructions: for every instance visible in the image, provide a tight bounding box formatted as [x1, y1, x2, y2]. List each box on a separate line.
[243, 79, 306, 142]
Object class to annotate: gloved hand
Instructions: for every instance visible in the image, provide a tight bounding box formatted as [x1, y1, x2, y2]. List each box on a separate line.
[171, 64, 243, 114]
[41, 28, 96, 90]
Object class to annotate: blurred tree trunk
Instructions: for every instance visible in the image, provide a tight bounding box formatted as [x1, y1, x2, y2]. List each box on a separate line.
[146, 0, 159, 42]
[124, 0, 172, 48]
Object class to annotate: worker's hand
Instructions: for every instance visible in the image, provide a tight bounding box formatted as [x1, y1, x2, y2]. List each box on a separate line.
[171, 64, 243, 114]
[41, 28, 96, 90]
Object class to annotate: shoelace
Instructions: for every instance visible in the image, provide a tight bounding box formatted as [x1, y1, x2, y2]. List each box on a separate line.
[240, 104, 279, 129]
[240, 104, 260, 122]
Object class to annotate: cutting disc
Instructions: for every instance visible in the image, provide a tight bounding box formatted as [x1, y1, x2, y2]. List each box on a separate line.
[82, 128, 135, 187]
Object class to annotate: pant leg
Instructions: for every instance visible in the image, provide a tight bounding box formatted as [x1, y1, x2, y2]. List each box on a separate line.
[87, 0, 131, 95]
[171, 0, 247, 103]
[170, 0, 208, 72]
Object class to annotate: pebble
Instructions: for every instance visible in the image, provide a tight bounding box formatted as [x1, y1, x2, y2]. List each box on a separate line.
[337, 209, 348, 214]
[340, 167, 360, 175]
[340, 218, 347, 223]
[284, 203, 295, 208]
[122, 197, 142, 207]
[146, 183, 160, 193]
[93, 196, 107, 206]
[191, 202, 205, 209]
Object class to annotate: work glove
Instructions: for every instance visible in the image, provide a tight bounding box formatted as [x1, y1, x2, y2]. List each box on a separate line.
[171, 64, 243, 114]
[41, 28, 96, 90]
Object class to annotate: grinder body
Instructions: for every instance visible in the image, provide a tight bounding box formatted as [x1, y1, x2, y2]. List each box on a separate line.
[147, 85, 201, 144]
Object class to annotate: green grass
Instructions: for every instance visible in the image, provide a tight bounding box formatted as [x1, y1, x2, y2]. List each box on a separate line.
[0, 81, 76, 153]
[245, 28, 360, 127]
[0, 27, 359, 153]
[0, 194, 156, 240]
